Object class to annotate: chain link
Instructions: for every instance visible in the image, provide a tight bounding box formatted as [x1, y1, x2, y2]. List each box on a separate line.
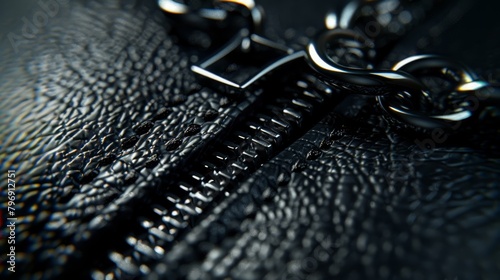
[159, 0, 498, 130]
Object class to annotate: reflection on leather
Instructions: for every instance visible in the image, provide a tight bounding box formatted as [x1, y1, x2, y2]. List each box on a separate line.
[0, 0, 499, 279]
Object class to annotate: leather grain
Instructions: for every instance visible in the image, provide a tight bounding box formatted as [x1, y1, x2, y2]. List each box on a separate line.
[1, 0, 261, 277]
[154, 107, 500, 279]
[0, 0, 499, 279]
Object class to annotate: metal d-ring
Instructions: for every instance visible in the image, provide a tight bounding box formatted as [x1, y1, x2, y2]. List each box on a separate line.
[159, 0, 298, 90]
[377, 55, 491, 129]
[306, 29, 425, 97]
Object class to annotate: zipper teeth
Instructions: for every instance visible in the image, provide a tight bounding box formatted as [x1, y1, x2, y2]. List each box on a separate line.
[88, 72, 340, 277]
[81, 1, 444, 276]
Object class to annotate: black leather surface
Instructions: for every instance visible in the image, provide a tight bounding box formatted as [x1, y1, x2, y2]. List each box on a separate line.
[0, 0, 499, 279]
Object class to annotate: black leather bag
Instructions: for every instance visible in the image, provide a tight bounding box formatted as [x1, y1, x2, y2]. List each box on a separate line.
[1, 0, 499, 279]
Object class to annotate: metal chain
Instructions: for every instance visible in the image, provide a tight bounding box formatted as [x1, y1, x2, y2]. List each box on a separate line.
[158, 0, 499, 130]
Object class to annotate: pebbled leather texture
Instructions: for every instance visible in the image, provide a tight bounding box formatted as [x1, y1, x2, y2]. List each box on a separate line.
[0, 0, 499, 279]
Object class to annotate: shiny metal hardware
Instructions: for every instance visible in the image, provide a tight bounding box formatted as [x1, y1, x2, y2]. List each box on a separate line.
[190, 29, 303, 89]
[306, 29, 424, 97]
[159, 0, 497, 130]
[159, 0, 286, 90]
[158, 0, 263, 34]
[377, 55, 498, 128]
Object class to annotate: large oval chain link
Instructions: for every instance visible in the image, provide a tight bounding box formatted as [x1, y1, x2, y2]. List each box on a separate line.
[305, 0, 497, 129]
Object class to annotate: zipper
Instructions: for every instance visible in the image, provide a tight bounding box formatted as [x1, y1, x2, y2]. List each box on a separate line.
[63, 59, 348, 277]
[57, 0, 459, 278]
